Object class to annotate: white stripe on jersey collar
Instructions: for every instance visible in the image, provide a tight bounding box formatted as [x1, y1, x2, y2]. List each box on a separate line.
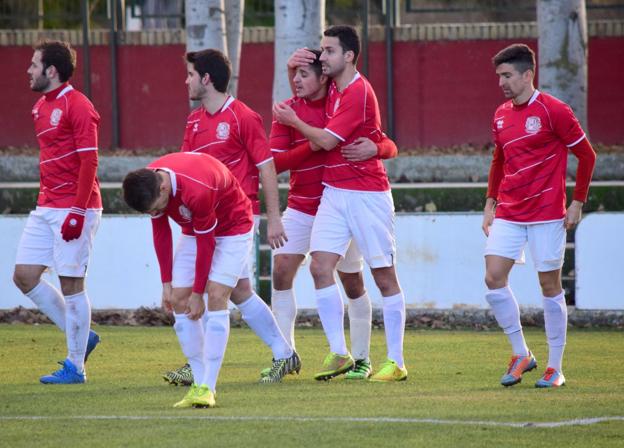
[56, 84, 74, 99]
[220, 95, 236, 113]
[528, 89, 540, 105]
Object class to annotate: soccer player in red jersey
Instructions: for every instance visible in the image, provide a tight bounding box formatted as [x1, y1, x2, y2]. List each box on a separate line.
[123, 152, 301, 407]
[268, 49, 399, 380]
[162, 49, 295, 386]
[273, 26, 407, 382]
[483, 44, 596, 388]
[13, 40, 102, 384]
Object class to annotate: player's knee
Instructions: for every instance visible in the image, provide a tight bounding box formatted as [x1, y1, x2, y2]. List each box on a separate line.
[272, 260, 295, 290]
[309, 258, 332, 282]
[170, 288, 191, 311]
[13, 268, 39, 294]
[484, 271, 506, 290]
[207, 283, 229, 309]
[539, 280, 562, 298]
[339, 272, 365, 299]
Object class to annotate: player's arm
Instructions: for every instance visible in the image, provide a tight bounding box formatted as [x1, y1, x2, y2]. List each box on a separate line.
[341, 134, 398, 162]
[483, 143, 504, 236]
[151, 214, 174, 312]
[273, 101, 339, 150]
[258, 160, 287, 248]
[565, 138, 597, 229]
[61, 101, 100, 242]
[270, 115, 314, 173]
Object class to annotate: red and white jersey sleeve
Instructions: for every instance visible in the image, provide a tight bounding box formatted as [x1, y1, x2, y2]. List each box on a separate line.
[323, 74, 390, 192]
[180, 97, 272, 215]
[270, 96, 327, 216]
[491, 90, 586, 223]
[147, 152, 253, 238]
[33, 84, 102, 209]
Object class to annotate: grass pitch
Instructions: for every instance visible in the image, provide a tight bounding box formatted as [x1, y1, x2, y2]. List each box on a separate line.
[0, 325, 623, 447]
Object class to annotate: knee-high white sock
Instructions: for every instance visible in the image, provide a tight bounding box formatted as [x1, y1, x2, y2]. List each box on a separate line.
[348, 293, 372, 361]
[238, 293, 292, 360]
[486, 286, 529, 356]
[382, 292, 405, 368]
[64, 291, 91, 372]
[271, 289, 297, 350]
[315, 284, 347, 355]
[25, 280, 66, 331]
[201, 310, 230, 392]
[543, 292, 567, 371]
[173, 313, 205, 385]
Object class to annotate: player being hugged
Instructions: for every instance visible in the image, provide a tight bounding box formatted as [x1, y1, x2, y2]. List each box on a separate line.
[13, 40, 102, 385]
[273, 26, 408, 382]
[268, 48, 398, 380]
[483, 44, 596, 388]
[123, 152, 300, 408]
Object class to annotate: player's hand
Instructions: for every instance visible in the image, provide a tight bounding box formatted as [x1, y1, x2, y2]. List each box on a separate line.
[565, 200, 583, 230]
[60, 207, 86, 241]
[185, 292, 205, 320]
[272, 102, 298, 127]
[161, 282, 173, 314]
[310, 142, 322, 152]
[287, 48, 317, 69]
[482, 201, 496, 237]
[266, 214, 287, 249]
[341, 137, 378, 161]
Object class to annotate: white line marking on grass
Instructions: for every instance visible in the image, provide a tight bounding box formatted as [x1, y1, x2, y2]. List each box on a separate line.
[1, 415, 623, 428]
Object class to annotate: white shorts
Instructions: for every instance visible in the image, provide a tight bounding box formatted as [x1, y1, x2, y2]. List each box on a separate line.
[171, 230, 254, 289]
[15, 207, 101, 278]
[273, 207, 363, 273]
[484, 218, 566, 272]
[310, 186, 396, 269]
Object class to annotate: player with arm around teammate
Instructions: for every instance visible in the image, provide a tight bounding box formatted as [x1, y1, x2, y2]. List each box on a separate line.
[13, 40, 102, 384]
[268, 48, 399, 380]
[483, 44, 596, 388]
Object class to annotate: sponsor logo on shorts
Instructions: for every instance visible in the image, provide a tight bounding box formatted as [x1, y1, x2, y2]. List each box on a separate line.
[525, 116, 541, 134]
[216, 122, 230, 140]
[50, 108, 63, 126]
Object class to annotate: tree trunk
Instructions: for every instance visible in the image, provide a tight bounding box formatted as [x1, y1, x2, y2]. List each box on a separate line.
[537, 0, 588, 130]
[225, 0, 245, 96]
[185, 0, 227, 53]
[273, 0, 325, 103]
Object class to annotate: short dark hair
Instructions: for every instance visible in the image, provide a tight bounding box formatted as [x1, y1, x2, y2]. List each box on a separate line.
[122, 169, 162, 213]
[307, 49, 323, 78]
[34, 40, 76, 82]
[185, 49, 231, 93]
[492, 43, 536, 74]
[324, 25, 360, 64]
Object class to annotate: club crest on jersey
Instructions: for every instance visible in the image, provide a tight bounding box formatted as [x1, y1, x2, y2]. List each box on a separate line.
[496, 119, 504, 129]
[216, 122, 230, 140]
[192, 122, 199, 132]
[32, 108, 39, 119]
[179, 205, 192, 221]
[50, 108, 63, 126]
[525, 116, 541, 134]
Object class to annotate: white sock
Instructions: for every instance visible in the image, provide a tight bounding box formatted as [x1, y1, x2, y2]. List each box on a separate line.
[485, 286, 529, 356]
[315, 284, 347, 355]
[347, 293, 372, 361]
[64, 291, 91, 372]
[382, 292, 405, 368]
[271, 289, 297, 350]
[25, 280, 66, 331]
[201, 310, 230, 392]
[173, 313, 205, 385]
[543, 292, 567, 371]
[237, 293, 292, 360]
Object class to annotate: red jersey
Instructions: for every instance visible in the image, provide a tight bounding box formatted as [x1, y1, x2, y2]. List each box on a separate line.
[489, 90, 586, 223]
[270, 96, 327, 215]
[147, 152, 253, 238]
[180, 96, 273, 215]
[323, 73, 390, 192]
[32, 83, 102, 209]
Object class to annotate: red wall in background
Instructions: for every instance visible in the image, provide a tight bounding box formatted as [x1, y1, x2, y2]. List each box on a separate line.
[1, 37, 622, 151]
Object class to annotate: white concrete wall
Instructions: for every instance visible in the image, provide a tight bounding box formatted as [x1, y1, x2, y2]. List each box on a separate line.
[1, 213, 621, 310]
